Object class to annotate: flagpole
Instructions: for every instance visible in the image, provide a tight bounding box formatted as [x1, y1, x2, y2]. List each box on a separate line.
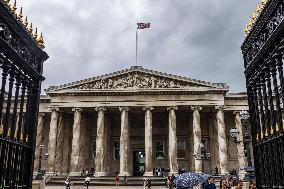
[136, 29, 138, 66]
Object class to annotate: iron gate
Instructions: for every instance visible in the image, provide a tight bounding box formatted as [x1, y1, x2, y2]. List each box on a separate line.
[242, 0, 284, 188]
[0, 1, 48, 188]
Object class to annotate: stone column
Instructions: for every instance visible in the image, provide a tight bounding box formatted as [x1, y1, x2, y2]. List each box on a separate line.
[55, 115, 64, 174]
[34, 113, 45, 172]
[234, 111, 247, 179]
[167, 106, 178, 175]
[119, 107, 131, 176]
[95, 107, 107, 177]
[47, 108, 59, 174]
[143, 107, 154, 176]
[191, 106, 203, 173]
[215, 106, 229, 175]
[69, 108, 82, 176]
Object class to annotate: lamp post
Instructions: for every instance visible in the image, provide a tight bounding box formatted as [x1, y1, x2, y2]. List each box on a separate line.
[193, 143, 211, 173]
[239, 110, 252, 167]
[35, 144, 44, 180]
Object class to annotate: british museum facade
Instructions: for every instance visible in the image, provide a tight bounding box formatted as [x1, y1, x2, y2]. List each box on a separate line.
[31, 66, 251, 177]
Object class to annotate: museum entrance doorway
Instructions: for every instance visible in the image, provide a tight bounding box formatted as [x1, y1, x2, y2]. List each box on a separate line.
[133, 150, 145, 176]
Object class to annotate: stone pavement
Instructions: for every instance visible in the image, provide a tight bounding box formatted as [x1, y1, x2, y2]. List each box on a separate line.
[45, 186, 163, 189]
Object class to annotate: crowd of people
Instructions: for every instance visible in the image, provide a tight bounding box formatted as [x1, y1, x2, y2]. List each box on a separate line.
[63, 168, 257, 189]
[203, 176, 257, 189]
[153, 167, 170, 177]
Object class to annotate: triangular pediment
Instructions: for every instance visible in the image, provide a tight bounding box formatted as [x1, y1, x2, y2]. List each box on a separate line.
[46, 66, 228, 93]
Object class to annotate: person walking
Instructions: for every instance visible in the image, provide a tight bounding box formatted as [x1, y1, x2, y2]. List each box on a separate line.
[147, 178, 152, 189]
[233, 180, 243, 189]
[228, 177, 234, 189]
[204, 177, 216, 189]
[220, 179, 228, 189]
[115, 175, 120, 186]
[84, 176, 90, 189]
[169, 174, 175, 189]
[64, 177, 71, 189]
[249, 180, 256, 189]
[123, 175, 127, 184]
[143, 178, 147, 189]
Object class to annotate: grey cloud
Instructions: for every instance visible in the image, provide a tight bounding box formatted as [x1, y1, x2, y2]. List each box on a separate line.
[17, 0, 259, 93]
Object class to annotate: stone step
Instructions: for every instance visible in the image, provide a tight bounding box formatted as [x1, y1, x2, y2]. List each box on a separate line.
[47, 176, 166, 186]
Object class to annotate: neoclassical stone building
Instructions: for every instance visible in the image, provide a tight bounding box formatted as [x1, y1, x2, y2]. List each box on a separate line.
[33, 66, 251, 176]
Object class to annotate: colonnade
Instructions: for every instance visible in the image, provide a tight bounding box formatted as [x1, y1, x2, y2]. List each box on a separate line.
[34, 105, 246, 176]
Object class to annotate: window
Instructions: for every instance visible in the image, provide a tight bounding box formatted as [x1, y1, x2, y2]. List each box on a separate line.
[114, 141, 120, 160]
[201, 138, 209, 158]
[155, 141, 164, 159]
[91, 140, 96, 159]
[177, 139, 186, 159]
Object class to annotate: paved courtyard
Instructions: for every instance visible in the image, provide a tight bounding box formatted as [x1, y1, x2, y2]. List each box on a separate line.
[45, 186, 163, 189]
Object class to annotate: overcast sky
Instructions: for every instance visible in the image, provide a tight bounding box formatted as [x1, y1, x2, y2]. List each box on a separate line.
[17, 0, 259, 93]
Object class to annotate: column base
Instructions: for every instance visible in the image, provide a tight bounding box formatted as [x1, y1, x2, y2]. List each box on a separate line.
[95, 172, 107, 177]
[119, 172, 131, 176]
[238, 169, 247, 180]
[169, 172, 178, 176]
[45, 172, 55, 175]
[238, 172, 246, 180]
[195, 171, 203, 174]
[220, 172, 230, 177]
[143, 172, 153, 176]
[32, 179, 45, 189]
[69, 172, 81, 176]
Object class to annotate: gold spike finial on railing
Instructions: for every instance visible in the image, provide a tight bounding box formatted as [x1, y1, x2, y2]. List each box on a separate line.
[252, 11, 257, 22]
[256, 3, 262, 14]
[20, 133, 23, 142]
[12, 0, 17, 14]
[275, 123, 279, 132]
[3, 0, 10, 6]
[25, 135, 29, 143]
[37, 32, 45, 49]
[24, 16, 28, 28]
[7, 128, 11, 138]
[265, 128, 269, 137]
[28, 22, 33, 34]
[18, 7, 23, 21]
[261, 0, 267, 6]
[33, 27, 38, 40]
[244, 24, 249, 35]
[0, 125, 3, 136]
[249, 17, 253, 28]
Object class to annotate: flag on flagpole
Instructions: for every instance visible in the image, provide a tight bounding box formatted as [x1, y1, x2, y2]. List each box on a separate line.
[136, 22, 150, 66]
[137, 23, 151, 30]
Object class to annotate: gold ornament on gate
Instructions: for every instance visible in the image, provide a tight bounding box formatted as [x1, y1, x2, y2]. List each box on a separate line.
[12, 0, 17, 14]
[37, 32, 45, 49]
[18, 7, 23, 22]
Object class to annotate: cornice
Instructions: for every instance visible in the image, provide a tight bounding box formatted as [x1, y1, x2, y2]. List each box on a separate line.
[45, 66, 229, 93]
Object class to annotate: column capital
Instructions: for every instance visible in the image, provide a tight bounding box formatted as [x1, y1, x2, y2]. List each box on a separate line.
[119, 107, 129, 112]
[191, 106, 202, 111]
[72, 107, 82, 112]
[214, 105, 226, 111]
[233, 111, 241, 115]
[38, 112, 46, 118]
[95, 106, 107, 112]
[167, 106, 178, 111]
[143, 106, 154, 111]
[48, 107, 60, 112]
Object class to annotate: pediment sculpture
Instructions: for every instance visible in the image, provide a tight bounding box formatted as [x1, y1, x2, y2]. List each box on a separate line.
[72, 73, 199, 90]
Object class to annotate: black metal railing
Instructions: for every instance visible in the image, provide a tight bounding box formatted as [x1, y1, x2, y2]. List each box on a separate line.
[0, 1, 48, 188]
[242, 1, 284, 188]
